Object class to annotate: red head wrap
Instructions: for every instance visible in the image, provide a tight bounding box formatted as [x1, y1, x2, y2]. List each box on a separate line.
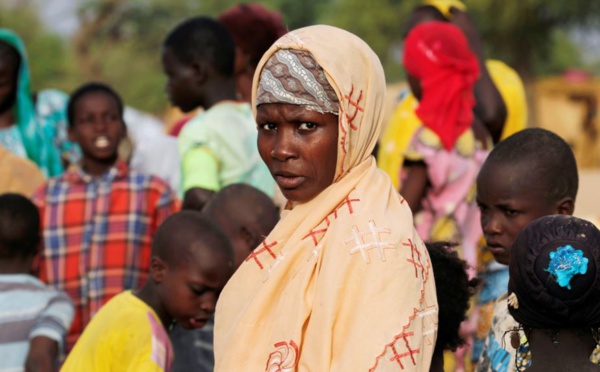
[218, 3, 287, 67]
[403, 21, 479, 150]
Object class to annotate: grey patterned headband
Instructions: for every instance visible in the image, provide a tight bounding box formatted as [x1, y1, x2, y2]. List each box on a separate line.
[256, 49, 339, 115]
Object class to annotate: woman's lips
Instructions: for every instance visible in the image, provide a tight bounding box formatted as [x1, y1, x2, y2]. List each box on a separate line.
[274, 174, 304, 189]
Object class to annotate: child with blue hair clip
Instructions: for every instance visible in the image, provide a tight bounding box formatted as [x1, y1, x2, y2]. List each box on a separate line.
[507, 215, 600, 372]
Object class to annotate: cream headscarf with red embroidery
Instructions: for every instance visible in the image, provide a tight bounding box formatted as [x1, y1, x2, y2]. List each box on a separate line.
[214, 25, 438, 371]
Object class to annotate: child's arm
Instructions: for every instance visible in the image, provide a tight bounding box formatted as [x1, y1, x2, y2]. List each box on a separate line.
[27, 291, 74, 370]
[400, 160, 428, 214]
[24, 336, 58, 372]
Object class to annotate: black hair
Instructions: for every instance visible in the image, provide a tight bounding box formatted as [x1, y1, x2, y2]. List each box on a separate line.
[483, 128, 578, 203]
[0, 39, 21, 74]
[163, 17, 235, 78]
[67, 82, 124, 128]
[152, 210, 233, 267]
[426, 242, 480, 352]
[0, 193, 40, 259]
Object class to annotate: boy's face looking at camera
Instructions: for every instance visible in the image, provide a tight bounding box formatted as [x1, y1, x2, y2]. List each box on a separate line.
[68, 91, 125, 166]
[476, 161, 571, 265]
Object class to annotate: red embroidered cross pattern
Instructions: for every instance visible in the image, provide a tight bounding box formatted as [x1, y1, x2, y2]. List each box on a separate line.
[335, 195, 360, 217]
[303, 227, 328, 246]
[344, 84, 364, 130]
[245, 240, 277, 270]
[403, 239, 425, 279]
[388, 332, 420, 369]
[303, 195, 359, 248]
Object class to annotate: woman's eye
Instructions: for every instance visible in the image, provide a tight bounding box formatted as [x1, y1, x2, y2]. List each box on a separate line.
[299, 122, 317, 130]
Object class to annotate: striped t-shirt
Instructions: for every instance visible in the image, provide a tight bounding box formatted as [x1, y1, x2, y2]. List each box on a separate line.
[0, 274, 74, 372]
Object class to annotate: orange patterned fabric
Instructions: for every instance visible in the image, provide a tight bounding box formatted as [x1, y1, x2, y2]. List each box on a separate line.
[0, 145, 45, 196]
[214, 25, 438, 371]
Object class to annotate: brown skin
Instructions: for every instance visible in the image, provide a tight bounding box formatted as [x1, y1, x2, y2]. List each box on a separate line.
[525, 328, 597, 372]
[182, 188, 215, 212]
[232, 48, 254, 103]
[135, 247, 233, 330]
[0, 54, 17, 129]
[161, 48, 238, 209]
[400, 161, 428, 214]
[68, 91, 126, 177]
[203, 184, 280, 269]
[256, 103, 339, 204]
[24, 336, 58, 372]
[476, 162, 574, 265]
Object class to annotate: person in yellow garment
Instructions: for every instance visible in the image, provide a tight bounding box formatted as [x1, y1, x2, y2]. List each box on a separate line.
[378, 0, 528, 190]
[214, 25, 438, 371]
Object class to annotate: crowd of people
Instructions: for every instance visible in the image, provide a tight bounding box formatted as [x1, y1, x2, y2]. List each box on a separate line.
[0, 1, 599, 372]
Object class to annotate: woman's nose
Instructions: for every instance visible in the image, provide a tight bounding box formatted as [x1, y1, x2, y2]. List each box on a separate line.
[271, 128, 297, 161]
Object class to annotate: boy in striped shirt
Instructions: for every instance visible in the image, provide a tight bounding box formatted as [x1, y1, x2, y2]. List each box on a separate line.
[0, 193, 74, 372]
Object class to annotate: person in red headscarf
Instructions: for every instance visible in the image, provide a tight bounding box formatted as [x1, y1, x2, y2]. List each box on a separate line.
[401, 21, 488, 275]
[218, 3, 287, 103]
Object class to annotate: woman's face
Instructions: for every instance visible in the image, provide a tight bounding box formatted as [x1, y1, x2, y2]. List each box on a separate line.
[0, 54, 18, 114]
[257, 103, 338, 203]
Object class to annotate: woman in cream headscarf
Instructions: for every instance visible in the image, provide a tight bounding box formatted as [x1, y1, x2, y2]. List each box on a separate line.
[214, 25, 438, 371]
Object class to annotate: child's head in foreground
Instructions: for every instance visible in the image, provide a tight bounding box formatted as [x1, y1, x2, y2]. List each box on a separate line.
[162, 16, 235, 112]
[0, 193, 40, 273]
[426, 242, 479, 354]
[476, 128, 578, 265]
[67, 82, 126, 174]
[508, 215, 600, 369]
[202, 183, 279, 269]
[147, 210, 234, 329]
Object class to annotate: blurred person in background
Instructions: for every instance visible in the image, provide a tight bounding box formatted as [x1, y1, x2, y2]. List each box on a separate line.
[0, 28, 79, 176]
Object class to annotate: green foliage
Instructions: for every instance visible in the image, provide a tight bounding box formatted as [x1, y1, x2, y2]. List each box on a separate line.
[467, 0, 600, 77]
[3, 0, 600, 114]
[0, 3, 77, 93]
[319, 0, 419, 82]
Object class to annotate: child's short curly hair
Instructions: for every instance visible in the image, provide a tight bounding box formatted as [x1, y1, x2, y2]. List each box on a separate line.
[426, 242, 480, 351]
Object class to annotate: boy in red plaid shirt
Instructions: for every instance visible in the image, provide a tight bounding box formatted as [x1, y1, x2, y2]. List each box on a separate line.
[33, 83, 178, 351]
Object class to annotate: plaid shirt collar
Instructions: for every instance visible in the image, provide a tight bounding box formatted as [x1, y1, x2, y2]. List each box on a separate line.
[63, 160, 129, 184]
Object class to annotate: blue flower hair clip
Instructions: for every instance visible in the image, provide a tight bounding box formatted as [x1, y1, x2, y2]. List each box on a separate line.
[546, 245, 589, 290]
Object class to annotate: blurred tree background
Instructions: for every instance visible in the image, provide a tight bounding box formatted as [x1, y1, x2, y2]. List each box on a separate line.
[1, 0, 599, 115]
